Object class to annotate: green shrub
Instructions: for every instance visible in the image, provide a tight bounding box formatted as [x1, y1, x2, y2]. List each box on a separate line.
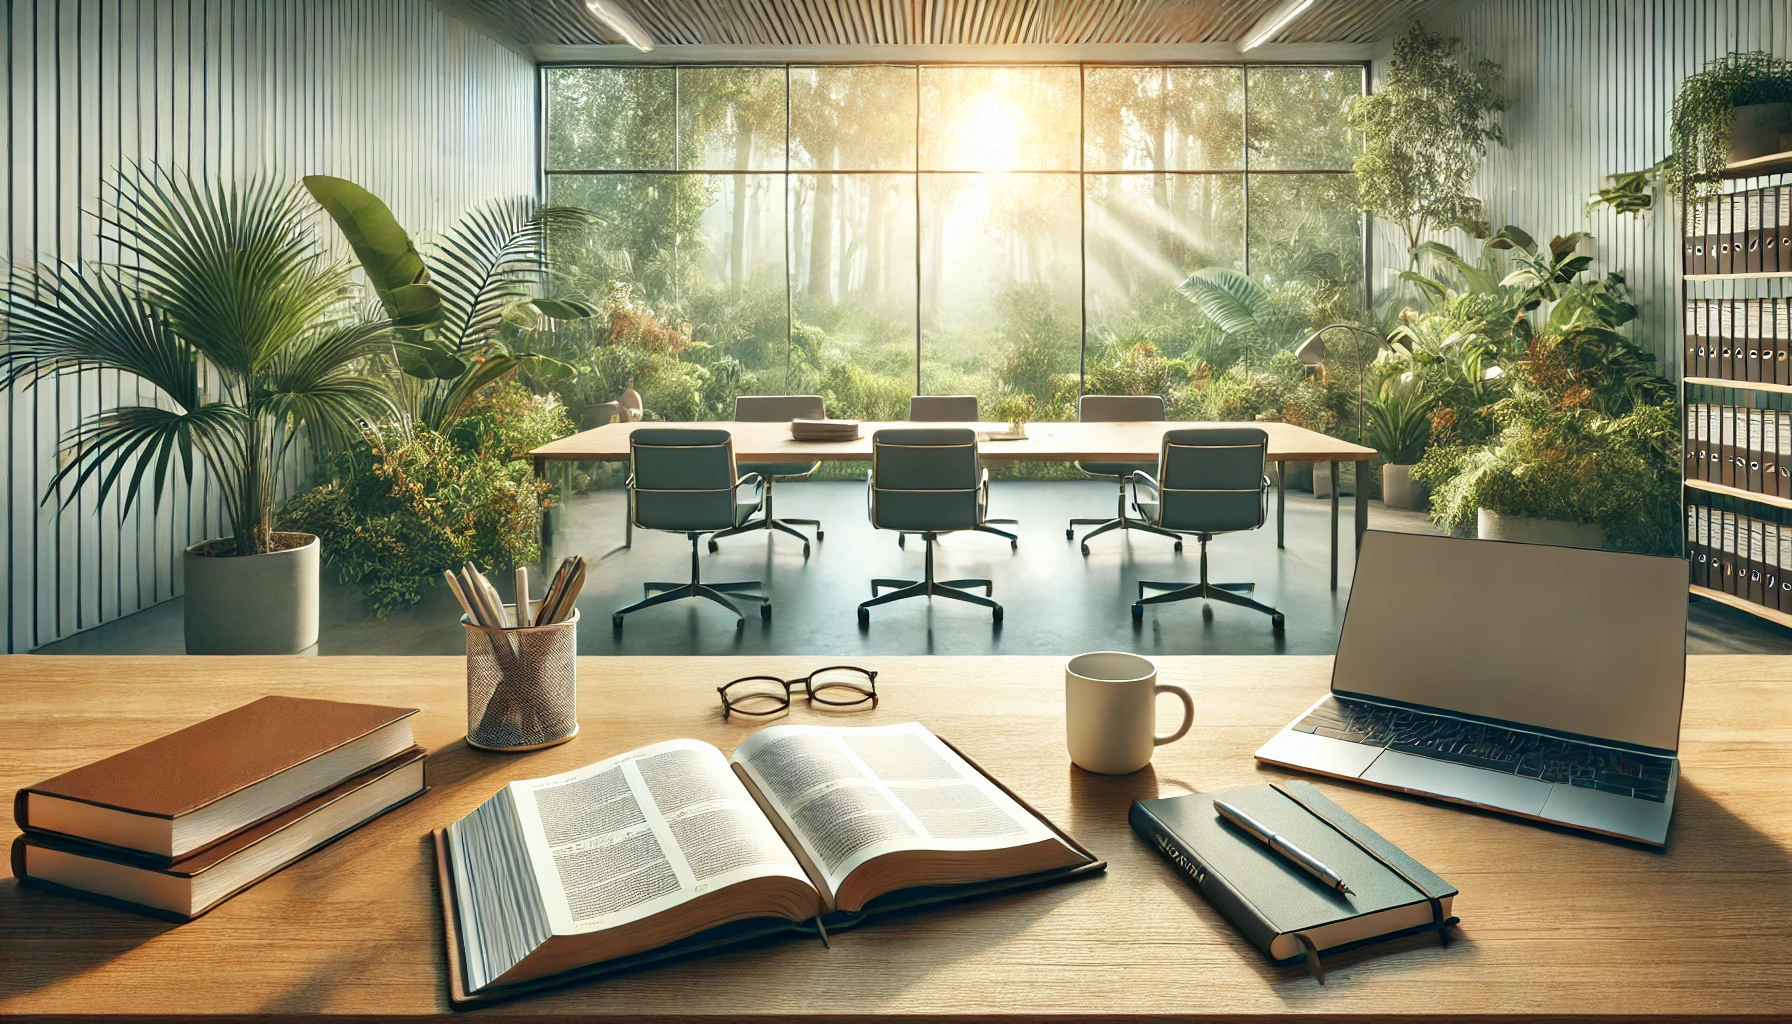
[282, 383, 573, 615]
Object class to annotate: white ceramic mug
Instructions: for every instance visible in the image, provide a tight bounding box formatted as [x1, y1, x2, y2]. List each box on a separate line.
[1065, 652, 1195, 775]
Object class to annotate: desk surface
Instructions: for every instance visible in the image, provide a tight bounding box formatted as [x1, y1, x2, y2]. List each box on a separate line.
[2, 655, 1788, 1022]
[530, 419, 1378, 466]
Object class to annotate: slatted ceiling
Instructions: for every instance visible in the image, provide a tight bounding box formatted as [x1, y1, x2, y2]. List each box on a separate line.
[1, 0, 533, 652]
[1376, 0, 1792, 376]
[459, 0, 1447, 46]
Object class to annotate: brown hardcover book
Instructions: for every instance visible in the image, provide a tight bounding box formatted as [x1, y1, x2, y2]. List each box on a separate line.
[12, 748, 426, 921]
[435, 723, 1102, 1006]
[15, 695, 418, 861]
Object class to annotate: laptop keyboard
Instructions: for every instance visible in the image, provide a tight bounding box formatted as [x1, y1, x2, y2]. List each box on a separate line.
[1294, 696, 1672, 803]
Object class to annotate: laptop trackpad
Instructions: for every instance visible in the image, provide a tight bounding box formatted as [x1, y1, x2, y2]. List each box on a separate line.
[1362, 749, 1553, 816]
[1540, 783, 1674, 846]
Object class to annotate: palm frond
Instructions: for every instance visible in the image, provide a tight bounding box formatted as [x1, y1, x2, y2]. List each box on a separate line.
[1177, 267, 1272, 340]
[104, 166, 351, 376]
[46, 402, 245, 519]
[430, 199, 598, 355]
[1, 264, 201, 408]
[262, 319, 402, 453]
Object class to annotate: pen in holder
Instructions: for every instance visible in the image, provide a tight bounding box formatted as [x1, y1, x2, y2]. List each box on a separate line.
[463, 604, 579, 751]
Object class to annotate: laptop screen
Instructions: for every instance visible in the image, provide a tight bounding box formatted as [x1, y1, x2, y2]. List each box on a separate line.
[1333, 531, 1688, 753]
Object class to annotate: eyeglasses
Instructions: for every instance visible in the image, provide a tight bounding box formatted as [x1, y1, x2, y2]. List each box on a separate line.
[718, 666, 878, 720]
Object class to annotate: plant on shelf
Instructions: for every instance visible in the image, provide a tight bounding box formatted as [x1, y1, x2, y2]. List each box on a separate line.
[281, 382, 572, 616]
[1669, 51, 1792, 201]
[1346, 25, 1507, 270]
[304, 176, 600, 430]
[0, 169, 396, 653]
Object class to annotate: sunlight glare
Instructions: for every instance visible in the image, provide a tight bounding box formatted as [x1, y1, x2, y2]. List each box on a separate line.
[958, 92, 1022, 171]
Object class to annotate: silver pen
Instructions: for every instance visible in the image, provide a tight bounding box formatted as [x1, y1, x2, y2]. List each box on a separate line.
[1213, 798, 1354, 896]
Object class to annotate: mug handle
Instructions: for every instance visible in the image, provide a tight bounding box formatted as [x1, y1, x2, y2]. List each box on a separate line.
[1153, 684, 1195, 745]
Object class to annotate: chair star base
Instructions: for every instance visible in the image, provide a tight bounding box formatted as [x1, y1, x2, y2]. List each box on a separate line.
[1131, 537, 1283, 631]
[706, 475, 822, 557]
[613, 534, 769, 630]
[858, 533, 1003, 625]
[1069, 476, 1184, 555]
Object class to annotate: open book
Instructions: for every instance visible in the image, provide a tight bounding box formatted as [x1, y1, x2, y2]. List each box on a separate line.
[436, 722, 1100, 1004]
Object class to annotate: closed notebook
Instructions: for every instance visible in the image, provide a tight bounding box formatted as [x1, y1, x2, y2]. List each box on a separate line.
[1131, 782, 1457, 974]
[13, 747, 427, 920]
[15, 695, 418, 861]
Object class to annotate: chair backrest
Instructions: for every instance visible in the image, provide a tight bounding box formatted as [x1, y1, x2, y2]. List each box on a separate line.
[734, 394, 824, 422]
[1080, 394, 1165, 422]
[1154, 427, 1270, 534]
[629, 429, 741, 532]
[908, 394, 979, 422]
[868, 428, 981, 533]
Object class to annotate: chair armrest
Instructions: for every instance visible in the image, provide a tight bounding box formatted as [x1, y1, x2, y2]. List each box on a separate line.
[735, 472, 765, 512]
[865, 468, 876, 525]
[1128, 470, 1159, 524]
[978, 468, 991, 523]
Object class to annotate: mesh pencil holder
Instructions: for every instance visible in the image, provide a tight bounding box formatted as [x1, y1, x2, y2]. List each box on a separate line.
[463, 606, 579, 752]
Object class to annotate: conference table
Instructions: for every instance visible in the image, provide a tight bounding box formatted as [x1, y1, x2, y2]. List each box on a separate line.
[3, 654, 1787, 1021]
[531, 420, 1378, 589]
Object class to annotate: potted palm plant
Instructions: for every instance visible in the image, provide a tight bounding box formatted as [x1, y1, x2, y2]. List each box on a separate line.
[0, 170, 395, 653]
[1366, 372, 1431, 510]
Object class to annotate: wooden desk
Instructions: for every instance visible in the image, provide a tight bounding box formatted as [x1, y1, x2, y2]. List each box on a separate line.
[3, 655, 1788, 1022]
[532, 420, 1378, 589]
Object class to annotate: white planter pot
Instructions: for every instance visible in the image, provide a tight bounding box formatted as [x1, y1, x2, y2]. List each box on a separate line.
[1728, 102, 1792, 162]
[1476, 509, 1605, 550]
[183, 533, 320, 654]
[1382, 462, 1418, 510]
[1313, 461, 1356, 498]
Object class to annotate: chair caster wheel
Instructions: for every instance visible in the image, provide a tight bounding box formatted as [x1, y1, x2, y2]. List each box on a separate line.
[1131, 604, 1144, 621]
[1201, 605, 1214, 621]
[1065, 528, 1075, 540]
[1010, 539, 1018, 551]
[816, 530, 825, 541]
[1174, 541, 1183, 552]
[707, 540, 719, 553]
[992, 607, 1003, 623]
[1272, 613, 1285, 632]
[1080, 543, 1090, 556]
[898, 535, 907, 549]
[858, 607, 870, 626]
[761, 602, 773, 620]
[612, 615, 624, 629]
[802, 543, 811, 558]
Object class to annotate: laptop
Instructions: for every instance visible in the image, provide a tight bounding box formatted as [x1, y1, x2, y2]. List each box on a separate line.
[1255, 530, 1688, 845]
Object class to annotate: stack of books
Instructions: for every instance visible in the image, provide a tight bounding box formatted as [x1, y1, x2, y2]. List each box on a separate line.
[11, 695, 425, 920]
[789, 418, 859, 441]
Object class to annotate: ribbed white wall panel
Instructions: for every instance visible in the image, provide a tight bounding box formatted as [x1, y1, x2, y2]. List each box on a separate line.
[1, 0, 536, 651]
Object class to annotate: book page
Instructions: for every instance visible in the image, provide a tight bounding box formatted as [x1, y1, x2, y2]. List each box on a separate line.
[506, 739, 813, 936]
[730, 722, 1060, 895]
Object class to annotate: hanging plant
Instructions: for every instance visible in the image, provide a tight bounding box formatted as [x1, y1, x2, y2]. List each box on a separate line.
[1671, 51, 1792, 202]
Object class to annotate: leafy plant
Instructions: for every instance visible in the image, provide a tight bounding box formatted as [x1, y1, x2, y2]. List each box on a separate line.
[0, 168, 396, 556]
[281, 383, 571, 614]
[1347, 26, 1508, 268]
[305, 177, 599, 430]
[1586, 158, 1673, 216]
[1366, 373, 1432, 464]
[1670, 51, 1792, 202]
[992, 393, 1036, 431]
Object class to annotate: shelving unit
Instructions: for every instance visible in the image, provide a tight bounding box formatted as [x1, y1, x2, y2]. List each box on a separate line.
[1685, 155, 1792, 629]
[1723, 149, 1792, 179]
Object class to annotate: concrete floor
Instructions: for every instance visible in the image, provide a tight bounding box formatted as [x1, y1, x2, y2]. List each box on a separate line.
[35, 479, 1792, 657]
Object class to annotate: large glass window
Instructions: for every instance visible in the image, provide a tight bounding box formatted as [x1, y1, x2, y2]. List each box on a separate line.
[541, 64, 1363, 423]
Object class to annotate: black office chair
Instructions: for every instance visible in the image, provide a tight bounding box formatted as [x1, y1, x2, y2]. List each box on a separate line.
[859, 428, 1006, 625]
[1129, 427, 1282, 631]
[1067, 394, 1183, 555]
[707, 395, 824, 557]
[905, 394, 1017, 547]
[612, 429, 770, 630]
